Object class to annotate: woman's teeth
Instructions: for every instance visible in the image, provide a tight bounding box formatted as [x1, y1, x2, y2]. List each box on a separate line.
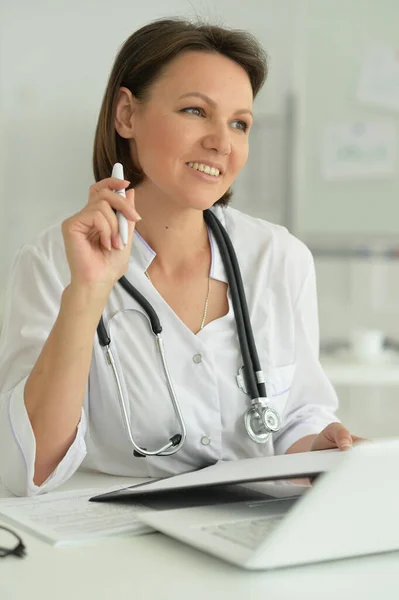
[187, 162, 220, 177]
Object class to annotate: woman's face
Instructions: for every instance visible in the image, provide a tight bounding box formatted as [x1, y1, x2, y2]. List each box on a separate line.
[126, 50, 254, 210]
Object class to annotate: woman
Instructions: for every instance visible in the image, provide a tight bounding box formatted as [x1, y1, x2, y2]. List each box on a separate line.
[0, 18, 362, 497]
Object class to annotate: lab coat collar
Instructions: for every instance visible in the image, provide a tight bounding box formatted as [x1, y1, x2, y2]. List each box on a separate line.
[130, 206, 228, 284]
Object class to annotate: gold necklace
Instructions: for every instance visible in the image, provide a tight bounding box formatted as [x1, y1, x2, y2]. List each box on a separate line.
[144, 270, 211, 331]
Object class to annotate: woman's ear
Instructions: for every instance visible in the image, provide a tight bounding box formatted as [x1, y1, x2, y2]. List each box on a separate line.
[114, 87, 137, 139]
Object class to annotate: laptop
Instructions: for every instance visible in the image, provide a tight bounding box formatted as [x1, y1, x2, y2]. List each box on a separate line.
[137, 440, 399, 570]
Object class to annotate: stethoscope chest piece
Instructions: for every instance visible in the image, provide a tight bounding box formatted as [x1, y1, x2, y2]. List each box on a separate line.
[244, 402, 282, 444]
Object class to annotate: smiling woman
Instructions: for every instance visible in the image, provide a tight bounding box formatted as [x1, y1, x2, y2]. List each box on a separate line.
[0, 17, 362, 498]
[93, 19, 267, 209]
[112, 50, 253, 215]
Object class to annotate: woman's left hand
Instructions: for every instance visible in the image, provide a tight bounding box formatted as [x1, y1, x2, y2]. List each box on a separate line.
[310, 422, 367, 452]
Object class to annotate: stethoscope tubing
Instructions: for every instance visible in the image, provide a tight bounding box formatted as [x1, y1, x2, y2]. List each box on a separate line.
[203, 210, 266, 401]
[96, 209, 272, 456]
[97, 276, 163, 345]
[105, 336, 186, 456]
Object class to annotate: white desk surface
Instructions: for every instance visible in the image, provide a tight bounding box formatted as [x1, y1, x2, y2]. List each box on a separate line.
[1, 470, 399, 600]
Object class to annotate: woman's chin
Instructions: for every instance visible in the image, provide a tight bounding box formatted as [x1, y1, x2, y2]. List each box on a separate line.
[177, 190, 227, 211]
[184, 198, 221, 212]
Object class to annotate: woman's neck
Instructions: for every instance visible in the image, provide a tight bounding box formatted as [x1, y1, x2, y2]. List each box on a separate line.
[134, 187, 210, 276]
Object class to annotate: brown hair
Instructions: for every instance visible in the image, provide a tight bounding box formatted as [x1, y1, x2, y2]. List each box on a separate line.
[93, 18, 268, 206]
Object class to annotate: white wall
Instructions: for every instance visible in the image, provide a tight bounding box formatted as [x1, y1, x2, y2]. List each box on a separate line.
[293, 0, 399, 240]
[290, 0, 399, 343]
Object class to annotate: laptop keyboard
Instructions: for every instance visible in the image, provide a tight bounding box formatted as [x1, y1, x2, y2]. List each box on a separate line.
[200, 516, 284, 550]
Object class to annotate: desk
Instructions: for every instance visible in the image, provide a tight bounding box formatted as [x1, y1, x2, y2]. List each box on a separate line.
[1, 470, 399, 600]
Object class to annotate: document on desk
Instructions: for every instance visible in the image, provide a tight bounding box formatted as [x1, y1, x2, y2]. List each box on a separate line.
[92, 448, 344, 502]
[0, 486, 153, 547]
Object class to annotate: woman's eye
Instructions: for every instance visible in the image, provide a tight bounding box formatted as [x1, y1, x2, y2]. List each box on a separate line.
[182, 107, 204, 117]
[181, 108, 249, 132]
[231, 120, 248, 133]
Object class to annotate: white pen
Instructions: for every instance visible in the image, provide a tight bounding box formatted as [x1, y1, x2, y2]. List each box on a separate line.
[111, 162, 129, 246]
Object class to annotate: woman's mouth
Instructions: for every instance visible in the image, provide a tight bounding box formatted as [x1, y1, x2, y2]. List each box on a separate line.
[186, 162, 221, 177]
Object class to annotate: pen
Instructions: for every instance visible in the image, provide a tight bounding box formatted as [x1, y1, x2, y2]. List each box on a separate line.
[111, 162, 129, 246]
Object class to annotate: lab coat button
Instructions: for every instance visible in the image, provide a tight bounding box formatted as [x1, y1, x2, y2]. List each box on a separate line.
[193, 353, 203, 364]
[201, 436, 211, 446]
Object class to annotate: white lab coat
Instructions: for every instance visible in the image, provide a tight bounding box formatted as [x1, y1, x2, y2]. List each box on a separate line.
[0, 205, 339, 496]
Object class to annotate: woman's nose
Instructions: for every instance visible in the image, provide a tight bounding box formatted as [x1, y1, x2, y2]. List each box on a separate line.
[202, 125, 232, 155]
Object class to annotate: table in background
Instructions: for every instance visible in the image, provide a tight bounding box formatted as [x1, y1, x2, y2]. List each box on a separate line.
[1, 470, 399, 600]
[320, 353, 399, 386]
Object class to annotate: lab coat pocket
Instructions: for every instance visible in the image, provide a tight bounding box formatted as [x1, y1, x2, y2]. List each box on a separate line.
[262, 363, 297, 424]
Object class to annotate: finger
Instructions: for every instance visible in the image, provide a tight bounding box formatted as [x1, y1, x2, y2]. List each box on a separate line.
[110, 189, 139, 248]
[92, 200, 133, 251]
[352, 435, 369, 444]
[111, 222, 136, 252]
[93, 199, 121, 244]
[92, 210, 113, 251]
[312, 436, 338, 451]
[125, 188, 141, 221]
[319, 422, 343, 443]
[127, 205, 138, 243]
[319, 422, 353, 450]
[92, 188, 141, 222]
[89, 198, 135, 251]
[332, 423, 353, 450]
[90, 178, 131, 195]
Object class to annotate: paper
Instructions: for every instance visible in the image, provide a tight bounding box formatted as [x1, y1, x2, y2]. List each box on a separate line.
[96, 449, 343, 501]
[0, 486, 153, 546]
[357, 45, 399, 111]
[322, 121, 397, 180]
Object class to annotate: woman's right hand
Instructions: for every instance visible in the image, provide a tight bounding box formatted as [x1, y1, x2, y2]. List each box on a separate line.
[62, 177, 141, 293]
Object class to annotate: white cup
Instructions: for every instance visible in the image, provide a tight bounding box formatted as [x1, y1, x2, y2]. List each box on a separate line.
[350, 329, 385, 361]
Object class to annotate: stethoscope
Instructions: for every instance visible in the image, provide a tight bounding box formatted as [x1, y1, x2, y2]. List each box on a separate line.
[96, 209, 282, 458]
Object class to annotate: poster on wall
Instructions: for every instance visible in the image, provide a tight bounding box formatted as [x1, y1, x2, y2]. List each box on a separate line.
[322, 121, 397, 181]
[357, 45, 399, 111]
